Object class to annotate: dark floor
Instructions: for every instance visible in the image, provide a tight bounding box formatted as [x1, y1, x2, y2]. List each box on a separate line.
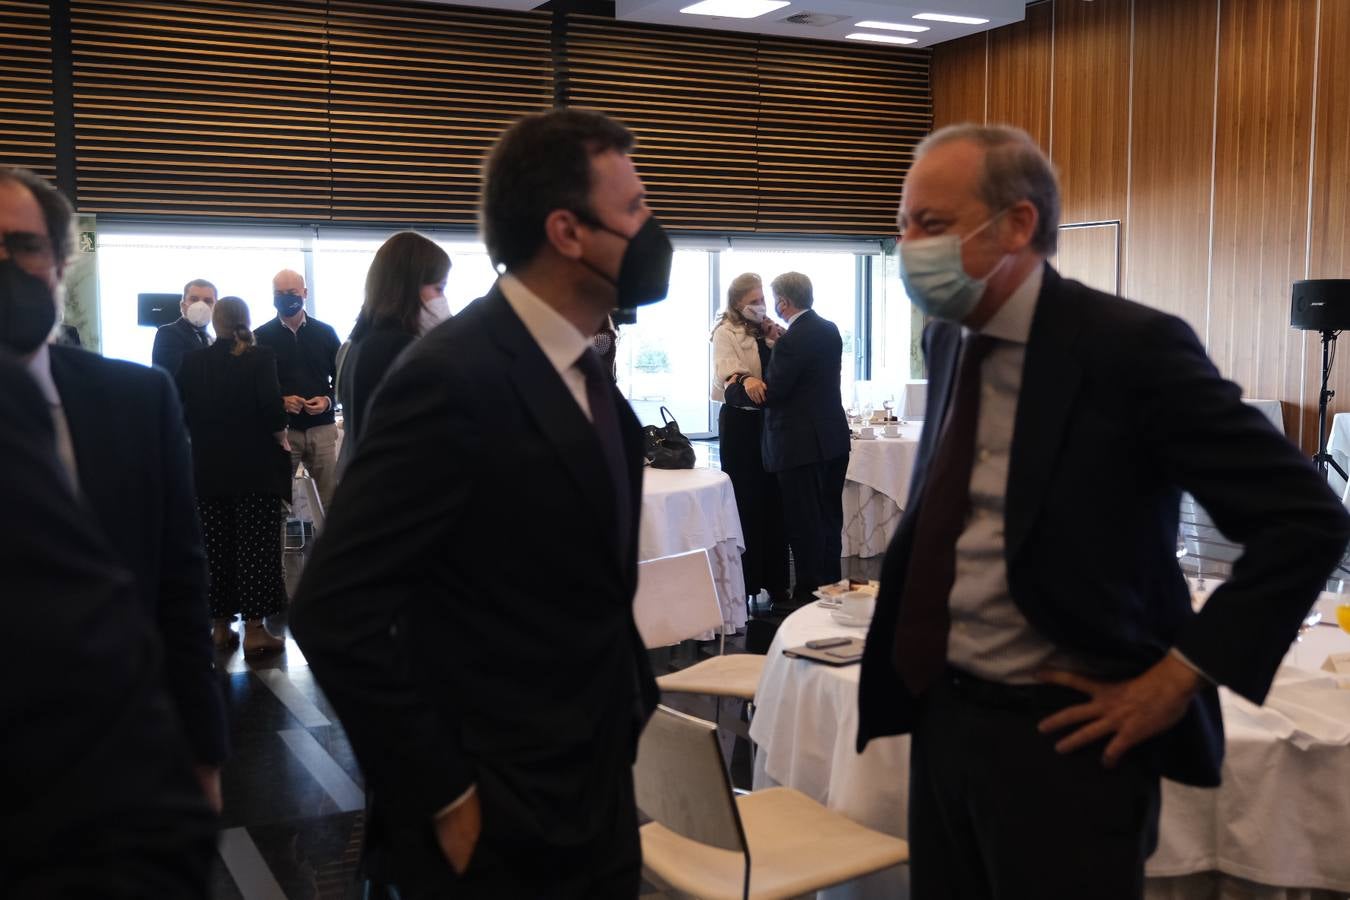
[209, 440, 883, 898]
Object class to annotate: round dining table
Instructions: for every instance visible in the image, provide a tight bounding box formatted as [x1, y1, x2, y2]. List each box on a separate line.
[841, 424, 923, 559]
[750, 592, 1350, 900]
[639, 465, 747, 633]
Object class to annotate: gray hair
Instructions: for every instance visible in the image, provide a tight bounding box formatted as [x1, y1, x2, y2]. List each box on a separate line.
[915, 123, 1061, 255]
[770, 271, 814, 310]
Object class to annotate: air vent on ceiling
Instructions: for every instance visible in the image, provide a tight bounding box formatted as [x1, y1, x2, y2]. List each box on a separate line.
[779, 11, 848, 26]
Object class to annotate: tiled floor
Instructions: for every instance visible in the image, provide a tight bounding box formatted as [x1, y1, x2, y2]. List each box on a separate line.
[209, 439, 883, 898]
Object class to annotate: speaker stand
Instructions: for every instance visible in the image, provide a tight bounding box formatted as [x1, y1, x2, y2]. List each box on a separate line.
[1313, 330, 1347, 481]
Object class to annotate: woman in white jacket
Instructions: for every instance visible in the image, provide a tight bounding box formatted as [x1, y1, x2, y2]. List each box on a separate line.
[711, 273, 790, 612]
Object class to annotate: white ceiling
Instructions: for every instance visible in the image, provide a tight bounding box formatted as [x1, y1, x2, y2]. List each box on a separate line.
[421, 0, 1024, 48]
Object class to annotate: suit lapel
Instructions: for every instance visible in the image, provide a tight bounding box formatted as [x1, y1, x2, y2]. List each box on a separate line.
[1005, 266, 1086, 561]
[908, 322, 963, 499]
[47, 347, 106, 493]
[481, 289, 620, 548]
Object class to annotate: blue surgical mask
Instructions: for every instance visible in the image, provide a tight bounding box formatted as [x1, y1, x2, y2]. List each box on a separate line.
[899, 213, 1007, 322]
[273, 291, 304, 317]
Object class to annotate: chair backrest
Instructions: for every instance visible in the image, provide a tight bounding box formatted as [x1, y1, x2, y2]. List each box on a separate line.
[633, 705, 747, 855]
[633, 549, 723, 650]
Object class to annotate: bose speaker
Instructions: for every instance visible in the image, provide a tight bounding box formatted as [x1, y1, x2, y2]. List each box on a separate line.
[138, 292, 182, 328]
[1291, 279, 1350, 331]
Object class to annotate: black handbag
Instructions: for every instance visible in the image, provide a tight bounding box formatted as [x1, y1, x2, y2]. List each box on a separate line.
[642, 406, 696, 469]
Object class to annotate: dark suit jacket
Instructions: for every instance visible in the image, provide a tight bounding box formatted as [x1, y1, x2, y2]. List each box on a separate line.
[176, 343, 291, 499]
[0, 355, 215, 899]
[858, 265, 1350, 786]
[48, 345, 228, 766]
[727, 308, 851, 472]
[151, 317, 210, 377]
[337, 322, 416, 450]
[290, 287, 658, 891]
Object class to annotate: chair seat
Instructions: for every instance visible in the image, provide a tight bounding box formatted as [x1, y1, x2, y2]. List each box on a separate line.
[655, 653, 765, 700]
[640, 786, 909, 900]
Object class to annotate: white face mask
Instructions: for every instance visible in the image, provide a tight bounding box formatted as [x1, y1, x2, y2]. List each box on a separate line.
[899, 212, 1007, 323]
[417, 293, 451, 336]
[184, 300, 213, 328]
[742, 303, 766, 323]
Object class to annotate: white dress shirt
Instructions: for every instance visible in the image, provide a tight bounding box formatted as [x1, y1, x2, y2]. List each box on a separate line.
[944, 264, 1091, 683]
[499, 274, 593, 422]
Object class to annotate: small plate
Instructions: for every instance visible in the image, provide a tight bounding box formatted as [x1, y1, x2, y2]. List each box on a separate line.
[831, 609, 873, 628]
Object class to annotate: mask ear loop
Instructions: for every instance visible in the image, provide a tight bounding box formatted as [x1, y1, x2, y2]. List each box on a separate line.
[961, 208, 1012, 283]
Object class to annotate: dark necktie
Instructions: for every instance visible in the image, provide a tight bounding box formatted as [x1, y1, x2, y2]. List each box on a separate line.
[893, 333, 996, 695]
[575, 348, 632, 554]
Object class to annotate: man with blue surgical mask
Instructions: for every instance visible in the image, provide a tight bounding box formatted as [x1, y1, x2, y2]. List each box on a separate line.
[254, 268, 341, 508]
[857, 124, 1350, 898]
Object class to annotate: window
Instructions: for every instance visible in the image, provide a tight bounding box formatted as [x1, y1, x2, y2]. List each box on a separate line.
[717, 248, 872, 406]
[96, 227, 502, 369]
[92, 225, 899, 437]
[97, 229, 308, 367]
[615, 249, 712, 435]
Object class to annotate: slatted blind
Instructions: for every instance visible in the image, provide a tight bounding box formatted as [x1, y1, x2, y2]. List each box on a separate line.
[565, 15, 760, 233]
[0, 0, 57, 179]
[327, 1, 552, 225]
[756, 37, 929, 235]
[69, 0, 331, 218]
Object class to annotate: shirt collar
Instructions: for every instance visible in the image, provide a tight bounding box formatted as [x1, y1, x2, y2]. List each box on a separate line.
[785, 309, 807, 328]
[498, 274, 592, 377]
[971, 261, 1043, 345]
[282, 311, 307, 334]
[25, 342, 62, 406]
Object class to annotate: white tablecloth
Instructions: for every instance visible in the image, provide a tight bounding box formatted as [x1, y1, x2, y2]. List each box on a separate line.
[1326, 413, 1350, 502]
[640, 466, 747, 633]
[842, 426, 922, 559]
[751, 597, 1350, 899]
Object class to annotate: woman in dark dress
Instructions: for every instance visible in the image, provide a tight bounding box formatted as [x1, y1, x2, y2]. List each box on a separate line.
[336, 232, 451, 466]
[176, 296, 292, 654]
[711, 272, 790, 612]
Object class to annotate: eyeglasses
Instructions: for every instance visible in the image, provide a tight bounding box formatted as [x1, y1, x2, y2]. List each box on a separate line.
[0, 230, 56, 276]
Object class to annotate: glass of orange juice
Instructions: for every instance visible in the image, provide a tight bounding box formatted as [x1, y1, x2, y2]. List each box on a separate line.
[1337, 604, 1350, 634]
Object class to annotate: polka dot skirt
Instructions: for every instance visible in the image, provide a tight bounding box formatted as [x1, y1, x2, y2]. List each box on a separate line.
[197, 493, 287, 621]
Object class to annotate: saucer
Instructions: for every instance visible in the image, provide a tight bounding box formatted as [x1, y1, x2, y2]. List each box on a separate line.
[831, 609, 873, 628]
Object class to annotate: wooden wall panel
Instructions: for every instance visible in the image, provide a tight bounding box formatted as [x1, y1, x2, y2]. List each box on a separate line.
[930, 32, 986, 129]
[1123, 0, 1217, 336]
[1054, 223, 1119, 297]
[1307, 0, 1350, 449]
[929, 0, 1344, 452]
[1208, 0, 1317, 438]
[986, 0, 1052, 149]
[1049, 0, 1130, 227]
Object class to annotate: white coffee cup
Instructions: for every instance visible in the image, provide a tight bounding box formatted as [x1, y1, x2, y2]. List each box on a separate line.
[884, 423, 901, 437]
[840, 590, 875, 622]
[859, 426, 876, 439]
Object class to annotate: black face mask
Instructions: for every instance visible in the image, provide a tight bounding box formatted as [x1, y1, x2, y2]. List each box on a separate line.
[575, 213, 674, 314]
[274, 291, 305, 317]
[0, 259, 57, 355]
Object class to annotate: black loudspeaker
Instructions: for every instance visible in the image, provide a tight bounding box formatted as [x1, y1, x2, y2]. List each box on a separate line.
[1291, 279, 1350, 331]
[138, 292, 181, 328]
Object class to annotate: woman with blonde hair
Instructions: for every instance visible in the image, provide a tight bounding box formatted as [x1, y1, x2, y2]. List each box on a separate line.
[711, 273, 790, 612]
[176, 296, 292, 654]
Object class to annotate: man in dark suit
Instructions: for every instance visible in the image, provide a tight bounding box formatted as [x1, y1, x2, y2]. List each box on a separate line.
[857, 124, 1350, 898]
[290, 108, 669, 899]
[151, 277, 216, 376]
[0, 167, 228, 811]
[0, 353, 217, 899]
[727, 271, 851, 607]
